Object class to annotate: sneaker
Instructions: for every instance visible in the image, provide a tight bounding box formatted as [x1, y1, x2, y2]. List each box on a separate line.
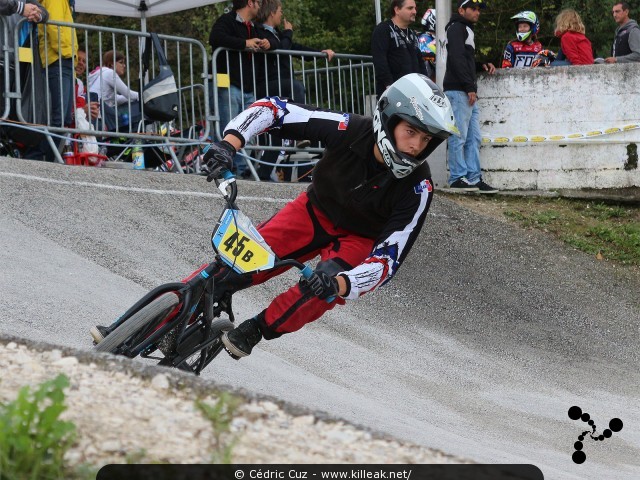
[221, 318, 263, 359]
[90, 325, 112, 344]
[296, 139, 311, 149]
[476, 180, 499, 194]
[449, 178, 479, 192]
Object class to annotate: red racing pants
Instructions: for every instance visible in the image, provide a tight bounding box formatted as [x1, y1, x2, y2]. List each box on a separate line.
[241, 192, 374, 338]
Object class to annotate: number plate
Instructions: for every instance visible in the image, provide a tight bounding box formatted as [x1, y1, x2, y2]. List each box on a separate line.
[211, 209, 276, 274]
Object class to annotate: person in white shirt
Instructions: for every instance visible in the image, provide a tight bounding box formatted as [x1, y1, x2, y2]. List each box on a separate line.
[88, 50, 140, 130]
[88, 50, 139, 107]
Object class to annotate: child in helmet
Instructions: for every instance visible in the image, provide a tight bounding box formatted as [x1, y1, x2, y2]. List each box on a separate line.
[501, 11, 544, 68]
[418, 8, 437, 80]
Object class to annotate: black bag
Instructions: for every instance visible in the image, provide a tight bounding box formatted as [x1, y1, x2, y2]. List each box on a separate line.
[141, 33, 179, 122]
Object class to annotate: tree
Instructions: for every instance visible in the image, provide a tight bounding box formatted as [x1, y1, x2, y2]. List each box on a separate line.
[77, 0, 640, 62]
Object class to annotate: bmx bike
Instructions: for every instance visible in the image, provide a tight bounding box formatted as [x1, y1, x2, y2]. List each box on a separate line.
[92, 169, 315, 375]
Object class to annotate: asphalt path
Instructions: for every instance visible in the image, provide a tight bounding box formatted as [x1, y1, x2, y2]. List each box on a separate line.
[1, 158, 638, 479]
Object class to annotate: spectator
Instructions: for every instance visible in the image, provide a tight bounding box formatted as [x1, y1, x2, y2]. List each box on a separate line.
[0, 0, 44, 21]
[371, 0, 427, 97]
[87, 50, 141, 131]
[417, 8, 437, 80]
[38, 0, 76, 129]
[88, 50, 139, 108]
[0, 0, 48, 151]
[444, 0, 497, 193]
[552, 9, 594, 66]
[209, 0, 273, 176]
[255, 0, 334, 181]
[501, 11, 543, 68]
[74, 49, 99, 121]
[256, 0, 334, 103]
[604, 2, 640, 63]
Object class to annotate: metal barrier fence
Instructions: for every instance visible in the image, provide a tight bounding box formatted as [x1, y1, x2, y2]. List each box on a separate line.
[0, 16, 10, 120]
[210, 47, 375, 180]
[0, 19, 375, 178]
[5, 19, 210, 169]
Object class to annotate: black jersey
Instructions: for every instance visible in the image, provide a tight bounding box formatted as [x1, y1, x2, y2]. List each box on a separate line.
[225, 97, 434, 298]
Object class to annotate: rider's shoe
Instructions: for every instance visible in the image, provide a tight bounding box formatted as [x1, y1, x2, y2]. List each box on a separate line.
[90, 325, 112, 344]
[221, 317, 263, 359]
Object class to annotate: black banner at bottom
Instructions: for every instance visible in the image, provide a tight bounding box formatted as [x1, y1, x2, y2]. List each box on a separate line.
[97, 464, 544, 480]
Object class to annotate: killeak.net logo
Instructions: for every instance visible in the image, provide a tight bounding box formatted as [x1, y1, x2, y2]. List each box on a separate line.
[568, 406, 624, 464]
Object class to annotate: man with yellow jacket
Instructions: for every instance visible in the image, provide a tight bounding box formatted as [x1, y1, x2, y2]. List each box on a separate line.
[38, 0, 77, 129]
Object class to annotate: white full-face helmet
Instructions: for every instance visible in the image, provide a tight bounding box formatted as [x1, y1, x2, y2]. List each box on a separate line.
[373, 74, 459, 179]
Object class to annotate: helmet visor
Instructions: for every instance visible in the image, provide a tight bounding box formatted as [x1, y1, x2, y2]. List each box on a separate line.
[396, 113, 456, 140]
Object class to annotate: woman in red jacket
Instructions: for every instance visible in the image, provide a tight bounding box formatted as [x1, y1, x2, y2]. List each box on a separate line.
[552, 9, 594, 66]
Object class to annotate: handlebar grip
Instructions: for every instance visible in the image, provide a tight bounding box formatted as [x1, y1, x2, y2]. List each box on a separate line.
[300, 264, 313, 279]
[300, 264, 335, 303]
[221, 169, 235, 181]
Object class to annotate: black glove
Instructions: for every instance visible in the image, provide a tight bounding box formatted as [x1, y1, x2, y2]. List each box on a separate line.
[203, 140, 236, 181]
[299, 270, 339, 300]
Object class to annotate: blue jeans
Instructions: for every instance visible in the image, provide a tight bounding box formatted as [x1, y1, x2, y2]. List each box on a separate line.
[550, 60, 572, 67]
[47, 58, 74, 128]
[211, 83, 255, 175]
[445, 90, 482, 185]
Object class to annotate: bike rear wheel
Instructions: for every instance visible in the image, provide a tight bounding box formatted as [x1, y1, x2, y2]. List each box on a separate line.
[95, 292, 180, 354]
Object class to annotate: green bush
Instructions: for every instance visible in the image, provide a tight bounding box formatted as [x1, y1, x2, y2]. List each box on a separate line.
[196, 392, 241, 464]
[0, 374, 76, 480]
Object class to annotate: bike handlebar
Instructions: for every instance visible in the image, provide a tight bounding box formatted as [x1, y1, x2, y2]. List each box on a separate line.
[215, 169, 238, 207]
[275, 260, 335, 303]
[213, 173, 335, 303]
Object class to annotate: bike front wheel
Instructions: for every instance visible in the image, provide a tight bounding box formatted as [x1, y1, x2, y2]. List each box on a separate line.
[95, 292, 181, 354]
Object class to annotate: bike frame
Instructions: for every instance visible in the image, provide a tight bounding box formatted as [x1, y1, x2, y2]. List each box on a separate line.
[105, 170, 314, 375]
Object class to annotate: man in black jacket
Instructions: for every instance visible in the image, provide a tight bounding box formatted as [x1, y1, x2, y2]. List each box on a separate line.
[371, 0, 427, 97]
[209, 0, 274, 175]
[443, 0, 497, 193]
[0, 0, 44, 20]
[255, 0, 334, 102]
[254, 0, 335, 180]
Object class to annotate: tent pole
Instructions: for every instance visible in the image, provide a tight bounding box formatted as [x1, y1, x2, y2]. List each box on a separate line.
[435, 0, 450, 89]
[138, 0, 148, 32]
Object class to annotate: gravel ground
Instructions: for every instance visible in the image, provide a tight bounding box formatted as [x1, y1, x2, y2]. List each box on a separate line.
[0, 337, 467, 468]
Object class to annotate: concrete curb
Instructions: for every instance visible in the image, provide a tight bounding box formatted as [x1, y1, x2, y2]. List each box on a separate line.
[0, 332, 466, 463]
[438, 186, 640, 205]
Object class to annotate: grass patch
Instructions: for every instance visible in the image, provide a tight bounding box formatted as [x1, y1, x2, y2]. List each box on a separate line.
[0, 374, 77, 480]
[196, 392, 241, 464]
[444, 195, 640, 266]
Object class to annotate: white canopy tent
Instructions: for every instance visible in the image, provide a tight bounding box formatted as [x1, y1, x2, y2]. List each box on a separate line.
[76, 0, 390, 31]
[74, 0, 226, 31]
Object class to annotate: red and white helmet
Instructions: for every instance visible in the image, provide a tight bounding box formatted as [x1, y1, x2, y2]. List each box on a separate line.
[421, 9, 436, 33]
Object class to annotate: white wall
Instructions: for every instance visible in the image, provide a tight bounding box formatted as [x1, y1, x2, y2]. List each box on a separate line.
[476, 63, 640, 190]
